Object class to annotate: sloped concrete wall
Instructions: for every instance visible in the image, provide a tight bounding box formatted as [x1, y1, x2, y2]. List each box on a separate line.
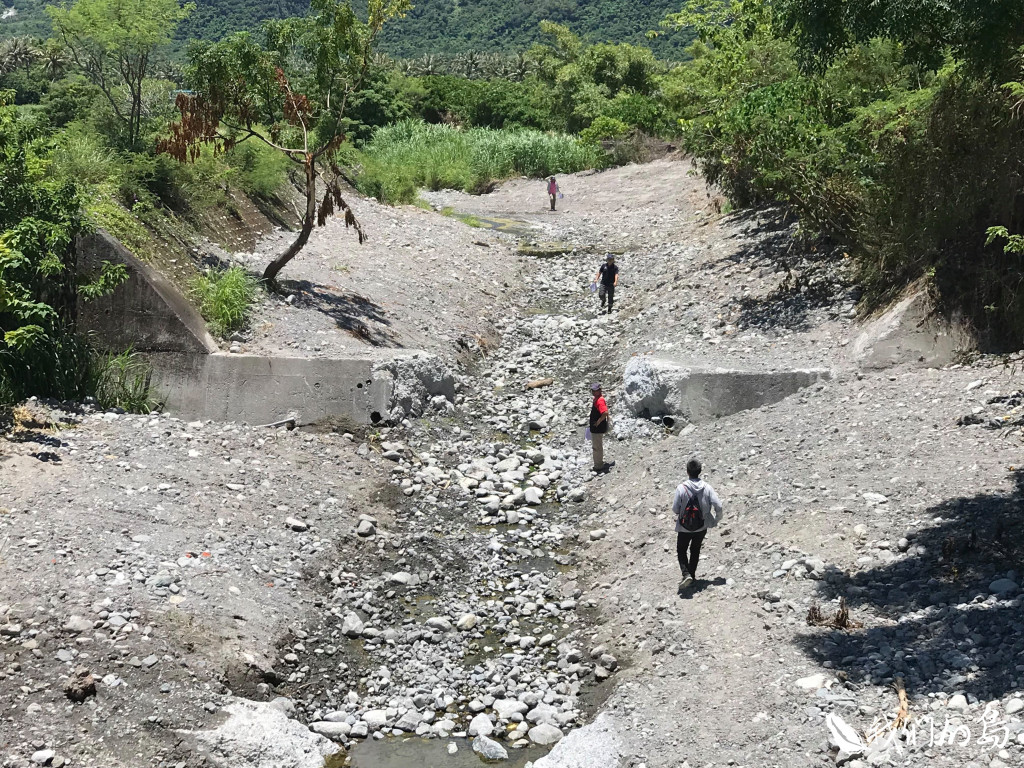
[622, 356, 830, 423]
[76, 230, 217, 354]
[849, 287, 973, 370]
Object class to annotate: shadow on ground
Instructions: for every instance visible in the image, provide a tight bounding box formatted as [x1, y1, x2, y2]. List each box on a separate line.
[279, 279, 400, 347]
[798, 469, 1024, 701]
[678, 576, 728, 600]
[714, 209, 852, 332]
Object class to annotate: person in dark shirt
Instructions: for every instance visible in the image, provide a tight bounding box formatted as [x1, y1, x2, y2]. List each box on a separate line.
[588, 382, 612, 473]
[594, 254, 619, 314]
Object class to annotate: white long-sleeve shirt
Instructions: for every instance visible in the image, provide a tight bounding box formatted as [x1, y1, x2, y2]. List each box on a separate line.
[672, 478, 723, 533]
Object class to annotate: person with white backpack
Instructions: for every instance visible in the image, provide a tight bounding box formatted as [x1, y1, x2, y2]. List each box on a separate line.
[672, 458, 724, 592]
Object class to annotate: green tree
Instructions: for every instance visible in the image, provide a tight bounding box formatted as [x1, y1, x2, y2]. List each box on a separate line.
[0, 89, 125, 355]
[164, 0, 410, 284]
[46, 0, 193, 148]
[530, 21, 660, 131]
[774, 0, 1024, 77]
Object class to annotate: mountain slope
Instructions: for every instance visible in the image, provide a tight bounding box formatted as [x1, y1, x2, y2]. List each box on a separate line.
[2, 0, 691, 58]
[377, 0, 691, 58]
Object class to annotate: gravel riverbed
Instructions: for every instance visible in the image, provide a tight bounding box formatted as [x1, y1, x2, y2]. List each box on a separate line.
[3, 158, 1024, 768]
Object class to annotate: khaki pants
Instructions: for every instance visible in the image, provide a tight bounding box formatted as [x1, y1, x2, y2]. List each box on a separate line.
[591, 431, 604, 470]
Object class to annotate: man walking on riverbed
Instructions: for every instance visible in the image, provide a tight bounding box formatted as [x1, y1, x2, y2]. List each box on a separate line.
[594, 254, 619, 314]
[673, 459, 723, 591]
[589, 383, 612, 473]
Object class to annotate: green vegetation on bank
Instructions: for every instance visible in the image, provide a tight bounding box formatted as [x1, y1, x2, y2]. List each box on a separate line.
[664, 0, 1024, 346]
[190, 266, 260, 337]
[354, 120, 602, 203]
[0, 90, 157, 410]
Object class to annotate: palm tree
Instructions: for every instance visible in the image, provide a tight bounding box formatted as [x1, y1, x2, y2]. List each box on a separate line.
[511, 51, 534, 82]
[416, 54, 440, 76]
[371, 51, 394, 70]
[458, 51, 482, 79]
[41, 44, 71, 81]
[4, 37, 41, 77]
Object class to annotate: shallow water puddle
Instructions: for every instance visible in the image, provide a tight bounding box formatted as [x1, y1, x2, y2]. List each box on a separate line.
[344, 736, 550, 767]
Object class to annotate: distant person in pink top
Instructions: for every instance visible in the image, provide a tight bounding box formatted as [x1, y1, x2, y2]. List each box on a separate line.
[547, 176, 560, 211]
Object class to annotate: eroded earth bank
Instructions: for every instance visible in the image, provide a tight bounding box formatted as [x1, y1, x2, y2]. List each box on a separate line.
[2, 159, 1023, 768]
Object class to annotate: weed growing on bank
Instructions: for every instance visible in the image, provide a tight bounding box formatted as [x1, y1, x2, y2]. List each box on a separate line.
[190, 266, 260, 337]
[355, 120, 603, 204]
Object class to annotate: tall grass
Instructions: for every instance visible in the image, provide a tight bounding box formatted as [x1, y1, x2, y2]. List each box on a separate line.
[0, 337, 157, 413]
[190, 266, 260, 337]
[93, 350, 158, 413]
[355, 120, 603, 204]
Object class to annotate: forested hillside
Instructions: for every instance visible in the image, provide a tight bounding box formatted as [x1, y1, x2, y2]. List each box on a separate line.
[1, 0, 690, 55]
[376, 0, 689, 57]
[0, 0, 309, 42]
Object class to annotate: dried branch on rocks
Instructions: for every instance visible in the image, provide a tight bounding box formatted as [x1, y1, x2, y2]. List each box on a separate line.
[526, 378, 555, 389]
[806, 597, 862, 629]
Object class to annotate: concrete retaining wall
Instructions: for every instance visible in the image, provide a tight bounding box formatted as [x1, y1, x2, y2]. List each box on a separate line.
[76, 230, 217, 354]
[622, 356, 830, 423]
[150, 353, 392, 425]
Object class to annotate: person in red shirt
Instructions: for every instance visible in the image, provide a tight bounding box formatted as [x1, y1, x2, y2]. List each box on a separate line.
[589, 383, 612, 473]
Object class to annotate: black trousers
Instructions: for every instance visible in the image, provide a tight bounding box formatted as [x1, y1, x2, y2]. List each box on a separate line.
[600, 283, 615, 312]
[676, 530, 707, 579]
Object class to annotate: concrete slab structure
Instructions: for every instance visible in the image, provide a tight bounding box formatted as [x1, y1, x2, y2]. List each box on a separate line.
[76, 229, 452, 425]
[622, 356, 831, 423]
[150, 353, 394, 426]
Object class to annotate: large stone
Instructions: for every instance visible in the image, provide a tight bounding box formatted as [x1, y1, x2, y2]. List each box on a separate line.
[361, 710, 388, 731]
[394, 710, 422, 732]
[795, 673, 827, 691]
[527, 703, 559, 726]
[341, 612, 364, 637]
[468, 713, 494, 737]
[457, 614, 479, 631]
[528, 723, 564, 746]
[186, 698, 338, 768]
[308, 722, 351, 741]
[531, 713, 620, 768]
[472, 735, 509, 761]
[989, 578, 1019, 596]
[621, 356, 830, 422]
[64, 616, 94, 634]
[493, 699, 529, 720]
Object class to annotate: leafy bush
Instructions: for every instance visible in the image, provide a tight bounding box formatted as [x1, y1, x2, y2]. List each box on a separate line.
[664, 0, 1024, 347]
[191, 266, 260, 337]
[224, 141, 291, 198]
[355, 119, 602, 203]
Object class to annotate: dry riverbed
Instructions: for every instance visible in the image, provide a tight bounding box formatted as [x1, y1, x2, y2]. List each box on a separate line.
[3, 157, 1024, 768]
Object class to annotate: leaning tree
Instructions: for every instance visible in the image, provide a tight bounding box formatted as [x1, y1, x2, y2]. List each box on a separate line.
[160, 0, 410, 284]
